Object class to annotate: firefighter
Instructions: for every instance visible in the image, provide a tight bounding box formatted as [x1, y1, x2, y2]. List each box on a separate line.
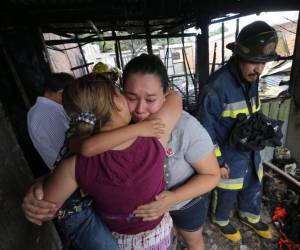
[196, 21, 279, 242]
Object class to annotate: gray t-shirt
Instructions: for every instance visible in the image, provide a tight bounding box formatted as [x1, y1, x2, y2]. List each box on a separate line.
[166, 111, 214, 210]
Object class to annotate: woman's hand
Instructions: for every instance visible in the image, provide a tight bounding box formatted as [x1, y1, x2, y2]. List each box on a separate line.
[22, 180, 57, 225]
[133, 191, 176, 221]
[137, 118, 165, 138]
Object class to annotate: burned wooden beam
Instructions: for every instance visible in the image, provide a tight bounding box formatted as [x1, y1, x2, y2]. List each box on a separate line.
[70, 62, 93, 71]
[263, 160, 300, 189]
[45, 33, 196, 46]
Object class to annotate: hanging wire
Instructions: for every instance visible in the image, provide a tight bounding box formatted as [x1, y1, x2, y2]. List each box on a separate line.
[282, 16, 298, 25]
[278, 25, 296, 34]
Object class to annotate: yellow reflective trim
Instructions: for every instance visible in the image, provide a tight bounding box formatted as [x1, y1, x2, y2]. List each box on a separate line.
[240, 212, 260, 224]
[222, 98, 261, 118]
[258, 164, 264, 182]
[222, 108, 249, 118]
[214, 147, 222, 157]
[217, 182, 243, 190]
[246, 216, 260, 223]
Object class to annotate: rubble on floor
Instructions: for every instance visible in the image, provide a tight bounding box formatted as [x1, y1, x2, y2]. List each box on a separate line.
[173, 203, 278, 250]
[174, 165, 300, 249]
[202, 208, 278, 250]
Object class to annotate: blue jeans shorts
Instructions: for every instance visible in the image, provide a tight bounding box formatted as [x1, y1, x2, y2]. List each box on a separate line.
[57, 207, 119, 250]
[169, 194, 209, 232]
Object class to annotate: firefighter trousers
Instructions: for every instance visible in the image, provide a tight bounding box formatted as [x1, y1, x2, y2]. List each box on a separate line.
[213, 164, 262, 226]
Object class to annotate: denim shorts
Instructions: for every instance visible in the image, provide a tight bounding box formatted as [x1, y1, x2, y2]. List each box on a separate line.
[57, 207, 119, 250]
[169, 194, 209, 232]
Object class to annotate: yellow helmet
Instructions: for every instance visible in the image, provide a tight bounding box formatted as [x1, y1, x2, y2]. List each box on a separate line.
[92, 62, 110, 74]
[111, 66, 122, 78]
[92, 62, 122, 82]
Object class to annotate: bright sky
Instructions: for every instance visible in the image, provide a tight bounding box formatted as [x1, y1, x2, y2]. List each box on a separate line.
[210, 11, 299, 34]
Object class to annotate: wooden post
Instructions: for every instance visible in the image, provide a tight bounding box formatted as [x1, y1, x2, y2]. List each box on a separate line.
[2, 47, 31, 109]
[235, 18, 240, 40]
[145, 20, 153, 55]
[75, 34, 89, 75]
[290, 17, 300, 107]
[195, 17, 209, 103]
[221, 22, 225, 65]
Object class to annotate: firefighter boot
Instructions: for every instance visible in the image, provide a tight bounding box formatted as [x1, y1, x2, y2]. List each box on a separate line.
[239, 216, 272, 239]
[215, 222, 241, 242]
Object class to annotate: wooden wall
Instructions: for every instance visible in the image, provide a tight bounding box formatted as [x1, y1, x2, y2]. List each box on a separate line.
[286, 101, 300, 164]
[260, 97, 291, 161]
[0, 101, 61, 250]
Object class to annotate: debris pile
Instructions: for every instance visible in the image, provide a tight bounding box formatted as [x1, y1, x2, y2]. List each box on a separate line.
[264, 154, 300, 250]
[272, 147, 300, 181]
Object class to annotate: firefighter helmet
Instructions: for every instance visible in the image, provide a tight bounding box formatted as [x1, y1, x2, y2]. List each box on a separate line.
[227, 21, 279, 63]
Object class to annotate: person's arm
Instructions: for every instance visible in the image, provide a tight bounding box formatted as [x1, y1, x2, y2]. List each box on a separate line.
[134, 116, 219, 221]
[22, 175, 57, 225]
[169, 151, 220, 199]
[43, 156, 78, 209]
[22, 158, 77, 225]
[133, 151, 220, 221]
[71, 119, 165, 157]
[148, 90, 182, 147]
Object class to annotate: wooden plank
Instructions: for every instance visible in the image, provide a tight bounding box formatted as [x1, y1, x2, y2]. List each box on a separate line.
[268, 100, 280, 120]
[278, 98, 291, 122]
[261, 101, 270, 117]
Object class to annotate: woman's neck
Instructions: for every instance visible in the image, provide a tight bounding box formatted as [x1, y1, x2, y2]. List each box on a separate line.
[100, 111, 129, 132]
[100, 111, 136, 151]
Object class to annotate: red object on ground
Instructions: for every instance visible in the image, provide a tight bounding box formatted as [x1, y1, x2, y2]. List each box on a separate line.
[278, 232, 300, 250]
[272, 207, 287, 221]
[272, 207, 300, 250]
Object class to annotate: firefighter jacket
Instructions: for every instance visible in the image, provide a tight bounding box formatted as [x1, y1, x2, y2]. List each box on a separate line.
[197, 58, 263, 190]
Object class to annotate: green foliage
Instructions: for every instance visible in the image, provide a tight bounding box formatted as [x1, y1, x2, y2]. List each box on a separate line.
[86, 32, 195, 53]
[97, 41, 115, 52]
[209, 26, 229, 37]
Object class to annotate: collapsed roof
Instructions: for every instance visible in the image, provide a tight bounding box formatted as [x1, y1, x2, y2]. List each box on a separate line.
[1, 0, 299, 36]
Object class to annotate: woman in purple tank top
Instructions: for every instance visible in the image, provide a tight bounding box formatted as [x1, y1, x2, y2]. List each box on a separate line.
[43, 74, 182, 250]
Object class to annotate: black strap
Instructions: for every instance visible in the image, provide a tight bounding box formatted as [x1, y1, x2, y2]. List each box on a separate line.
[240, 83, 252, 115]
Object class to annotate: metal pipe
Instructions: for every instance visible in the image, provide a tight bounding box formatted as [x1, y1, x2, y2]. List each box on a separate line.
[263, 161, 300, 189]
